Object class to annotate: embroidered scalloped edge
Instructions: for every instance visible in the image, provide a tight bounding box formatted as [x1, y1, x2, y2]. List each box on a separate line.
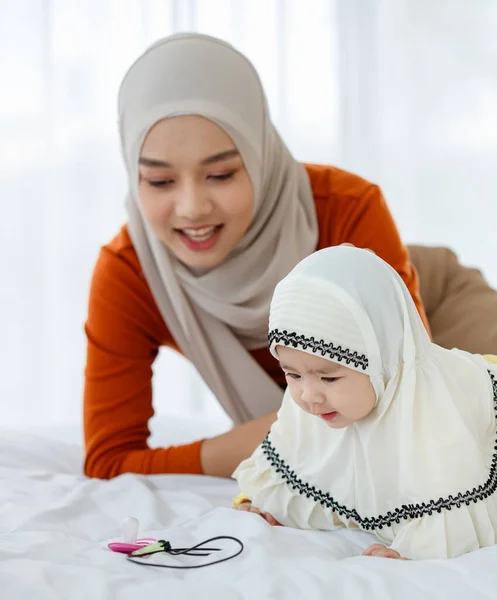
[261, 371, 497, 531]
[268, 329, 368, 371]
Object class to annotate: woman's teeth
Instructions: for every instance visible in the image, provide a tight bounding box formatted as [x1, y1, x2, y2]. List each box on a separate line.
[182, 226, 218, 241]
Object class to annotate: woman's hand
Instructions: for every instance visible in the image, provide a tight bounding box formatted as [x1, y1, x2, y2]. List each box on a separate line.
[363, 544, 407, 560]
[200, 411, 277, 478]
[236, 501, 282, 526]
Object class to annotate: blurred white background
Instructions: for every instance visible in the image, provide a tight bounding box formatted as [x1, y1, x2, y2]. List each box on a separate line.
[1, 0, 496, 429]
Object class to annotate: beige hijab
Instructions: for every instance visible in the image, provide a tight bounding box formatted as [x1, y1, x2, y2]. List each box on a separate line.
[118, 33, 318, 423]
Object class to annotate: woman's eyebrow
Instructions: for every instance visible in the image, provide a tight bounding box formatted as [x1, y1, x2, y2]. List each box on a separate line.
[139, 156, 170, 168]
[200, 149, 240, 165]
[138, 149, 240, 169]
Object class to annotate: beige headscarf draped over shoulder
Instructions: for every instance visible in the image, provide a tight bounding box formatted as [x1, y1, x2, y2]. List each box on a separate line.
[118, 33, 318, 423]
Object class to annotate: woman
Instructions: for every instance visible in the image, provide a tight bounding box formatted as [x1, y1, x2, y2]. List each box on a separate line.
[83, 33, 429, 480]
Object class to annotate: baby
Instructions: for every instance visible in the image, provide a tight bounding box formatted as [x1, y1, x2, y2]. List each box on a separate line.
[232, 246, 497, 560]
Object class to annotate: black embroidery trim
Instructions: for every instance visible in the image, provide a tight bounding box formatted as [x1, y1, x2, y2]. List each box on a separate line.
[268, 329, 368, 371]
[262, 371, 497, 531]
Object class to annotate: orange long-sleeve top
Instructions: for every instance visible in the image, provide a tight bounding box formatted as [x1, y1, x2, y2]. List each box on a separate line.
[83, 164, 430, 479]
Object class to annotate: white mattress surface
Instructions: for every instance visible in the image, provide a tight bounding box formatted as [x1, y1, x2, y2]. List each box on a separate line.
[1, 420, 497, 600]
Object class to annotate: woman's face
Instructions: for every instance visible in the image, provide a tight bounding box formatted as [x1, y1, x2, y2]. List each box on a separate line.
[138, 115, 254, 270]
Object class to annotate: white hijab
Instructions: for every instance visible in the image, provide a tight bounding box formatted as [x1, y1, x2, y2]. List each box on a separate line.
[118, 33, 318, 423]
[234, 246, 497, 558]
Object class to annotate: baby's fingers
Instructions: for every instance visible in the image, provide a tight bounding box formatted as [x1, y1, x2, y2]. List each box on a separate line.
[236, 503, 282, 525]
[367, 546, 407, 560]
[263, 512, 282, 526]
[375, 548, 402, 559]
[363, 544, 385, 556]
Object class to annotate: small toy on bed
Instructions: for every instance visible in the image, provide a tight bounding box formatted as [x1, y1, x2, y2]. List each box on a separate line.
[107, 517, 158, 554]
[126, 536, 244, 569]
[107, 516, 244, 569]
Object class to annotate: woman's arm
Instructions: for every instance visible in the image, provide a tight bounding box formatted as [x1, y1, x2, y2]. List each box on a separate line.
[199, 411, 277, 477]
[83, 232, 275, 479]
[83, 242, 203, 478]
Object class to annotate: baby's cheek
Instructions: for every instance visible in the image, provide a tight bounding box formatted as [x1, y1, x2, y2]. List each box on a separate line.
[338, 395, 365, 419]
[355, 396, 375, 419]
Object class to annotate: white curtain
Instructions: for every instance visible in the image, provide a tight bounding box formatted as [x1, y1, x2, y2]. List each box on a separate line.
[1, 0, 496, 429]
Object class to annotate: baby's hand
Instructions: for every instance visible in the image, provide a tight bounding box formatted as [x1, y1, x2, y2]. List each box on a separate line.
[236, 501, 282, 526]
[363, 544, 407, 560]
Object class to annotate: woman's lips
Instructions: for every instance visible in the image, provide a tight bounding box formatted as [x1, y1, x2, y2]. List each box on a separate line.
[176, 224, 223, 251]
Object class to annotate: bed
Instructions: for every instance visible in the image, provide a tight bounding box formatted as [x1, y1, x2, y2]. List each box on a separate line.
[2, 416, 497, 600]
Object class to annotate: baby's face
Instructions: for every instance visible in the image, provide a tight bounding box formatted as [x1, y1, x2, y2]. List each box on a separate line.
[276, 346, 376, 428]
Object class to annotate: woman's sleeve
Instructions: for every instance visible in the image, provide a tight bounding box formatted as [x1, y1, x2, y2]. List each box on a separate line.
[83, 245, 204, 479]
[332, 184, 431, 335]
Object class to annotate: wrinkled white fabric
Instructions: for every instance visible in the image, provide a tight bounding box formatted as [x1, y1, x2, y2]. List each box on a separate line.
[4, 423, 497, 597]
[234, 246, 497, 559]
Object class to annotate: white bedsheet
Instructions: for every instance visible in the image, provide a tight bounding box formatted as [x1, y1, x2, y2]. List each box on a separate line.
[1, 421, 497, 600]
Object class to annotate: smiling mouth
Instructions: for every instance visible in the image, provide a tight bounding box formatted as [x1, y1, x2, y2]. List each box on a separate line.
[174, 224, 224, 252]
[176, 224, 223, 242]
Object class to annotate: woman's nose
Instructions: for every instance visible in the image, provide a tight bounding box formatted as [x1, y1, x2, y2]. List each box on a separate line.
[174, 182, 213, 221]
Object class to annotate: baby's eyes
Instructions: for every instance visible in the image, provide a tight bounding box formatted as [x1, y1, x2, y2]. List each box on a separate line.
[284, 373, 339, 383]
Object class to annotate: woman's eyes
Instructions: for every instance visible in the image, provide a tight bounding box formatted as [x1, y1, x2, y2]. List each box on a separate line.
[209, 171, 236, 181]
[147, 179, 173, 188]
[144, 171, 236, 188]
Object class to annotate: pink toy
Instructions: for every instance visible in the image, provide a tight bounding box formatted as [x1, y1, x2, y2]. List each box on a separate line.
[108, 517, 157, 554]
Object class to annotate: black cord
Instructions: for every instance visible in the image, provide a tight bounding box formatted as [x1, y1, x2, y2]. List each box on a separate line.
[125, 536, 244, 569]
